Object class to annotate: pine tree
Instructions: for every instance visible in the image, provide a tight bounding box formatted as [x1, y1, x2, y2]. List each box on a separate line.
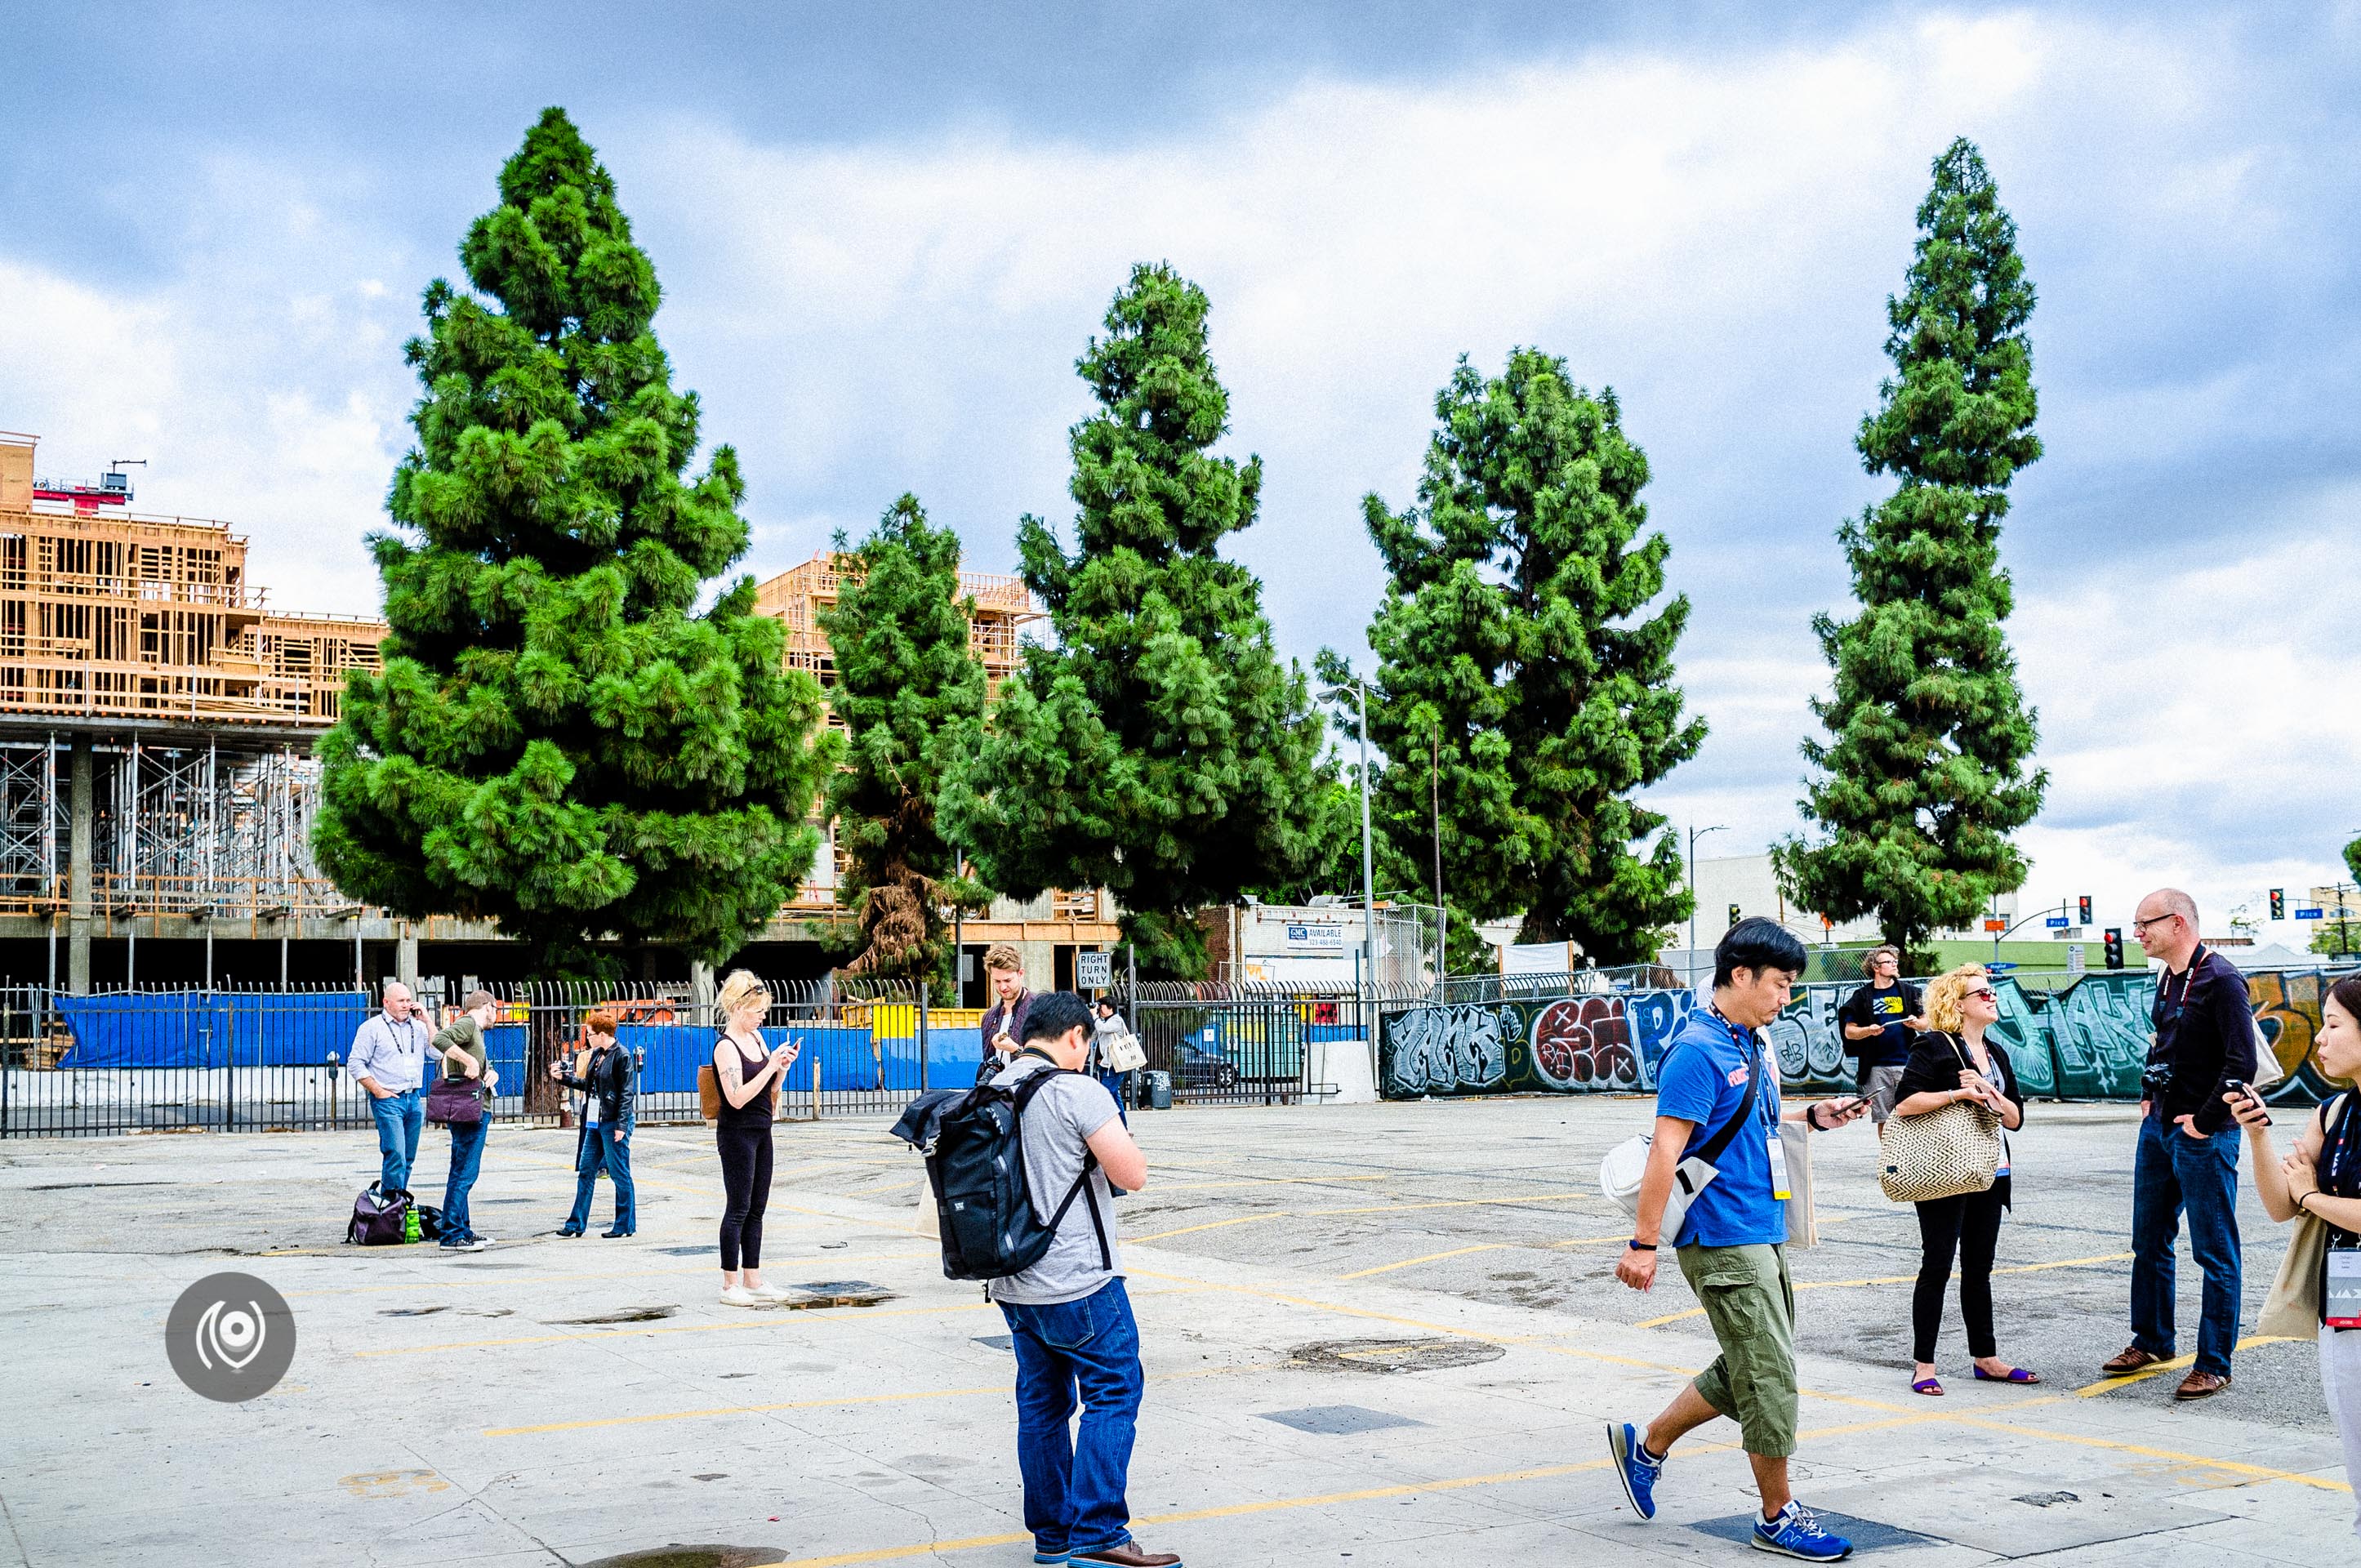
[943, 262, 1324, 977]
[1324, 348, 1704, 967]
[1774, 138, 2047, 968]
[816, 495, 988, 982]
[314, 109, 839, 978]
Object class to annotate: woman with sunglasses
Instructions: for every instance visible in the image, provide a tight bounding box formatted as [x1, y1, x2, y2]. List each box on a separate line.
[1890, 964, 2034, 1395]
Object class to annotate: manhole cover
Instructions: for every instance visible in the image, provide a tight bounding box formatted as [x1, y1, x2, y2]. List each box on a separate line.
[1258, 1405, 1425, 1436]
[1289, 1337, 1506, 1374]
[974, 1334, 1014, 1351]
[1692, 1512, 1935, 1552]
[657, 1245, 718, 1256]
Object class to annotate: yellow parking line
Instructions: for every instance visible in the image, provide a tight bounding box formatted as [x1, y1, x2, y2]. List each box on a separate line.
[485, 1360, 1273, 1437]
[1633, 1252, 2136, 1329]
[1131, 1213, 1290, 1243]
[1339, 1245, 1510, 1280]
[2071, 1334, 2305, 1396]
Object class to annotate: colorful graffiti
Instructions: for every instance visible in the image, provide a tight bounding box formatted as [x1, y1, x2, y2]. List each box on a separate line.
[1379, 967, 2353, 1102]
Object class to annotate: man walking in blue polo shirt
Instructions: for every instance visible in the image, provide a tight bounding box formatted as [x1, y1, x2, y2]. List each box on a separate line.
[1608, 919, 1869, 1561]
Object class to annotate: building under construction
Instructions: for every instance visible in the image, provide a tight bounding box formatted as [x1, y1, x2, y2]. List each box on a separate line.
[0, 434, 1117, 995]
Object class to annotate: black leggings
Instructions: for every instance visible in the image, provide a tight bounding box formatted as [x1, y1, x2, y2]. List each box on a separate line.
[717, 1122, 773, 1272]
[1913, 1187, 2006, 1363]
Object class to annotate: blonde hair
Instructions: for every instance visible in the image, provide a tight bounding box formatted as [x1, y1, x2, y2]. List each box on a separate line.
[715, 969, 770, 1018]
[1923, 964, 1989, 1033]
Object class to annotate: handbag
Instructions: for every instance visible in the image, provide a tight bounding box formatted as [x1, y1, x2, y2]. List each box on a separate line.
[1601, 1032, 1762, 1239]
[425, 1074, 486, 1126]
[1878, 1033, 2002, 1203]
[699, 1036, 784, 1122]
[1099, 1022, 1147, 1076]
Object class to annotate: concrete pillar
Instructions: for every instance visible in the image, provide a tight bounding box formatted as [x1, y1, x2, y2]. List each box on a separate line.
[690, 960, 716, 1021]
[396, 923, 419, 990]
[68, 737, 91, 995]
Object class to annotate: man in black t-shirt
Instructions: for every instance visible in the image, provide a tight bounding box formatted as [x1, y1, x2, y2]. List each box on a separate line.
[1838, 946, 1923, 1122]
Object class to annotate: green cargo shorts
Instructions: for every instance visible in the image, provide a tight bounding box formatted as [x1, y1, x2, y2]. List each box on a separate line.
[1676, 1241, 1798, 1458]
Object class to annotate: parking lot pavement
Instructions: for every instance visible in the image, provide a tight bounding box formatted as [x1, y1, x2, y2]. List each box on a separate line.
[0, 1095, 2349, 1566]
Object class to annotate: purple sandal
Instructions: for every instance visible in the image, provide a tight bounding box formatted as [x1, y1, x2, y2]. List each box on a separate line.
[1974, 1365, 2041, 1384]
[1911, 1376, 1944, 1396]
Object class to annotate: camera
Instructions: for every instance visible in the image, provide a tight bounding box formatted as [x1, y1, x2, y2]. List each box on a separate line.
[2140, 1062, 2174, 1098]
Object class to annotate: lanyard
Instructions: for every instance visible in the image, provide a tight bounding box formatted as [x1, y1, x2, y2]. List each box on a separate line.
[2158, 945, 2209, 1021]
[1704, 1007, 1773, 1128]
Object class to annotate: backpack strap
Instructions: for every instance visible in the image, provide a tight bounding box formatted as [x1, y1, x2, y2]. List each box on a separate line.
[1682, 1034, 1762, 1169]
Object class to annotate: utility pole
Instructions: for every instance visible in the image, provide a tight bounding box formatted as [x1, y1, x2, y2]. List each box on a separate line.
[1429, 728, 1444, 990]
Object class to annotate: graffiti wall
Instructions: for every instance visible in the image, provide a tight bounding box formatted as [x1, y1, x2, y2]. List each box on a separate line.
[1378, 968, 2352, 1102]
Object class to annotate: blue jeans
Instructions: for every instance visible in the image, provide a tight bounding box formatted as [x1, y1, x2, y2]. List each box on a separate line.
[566, 1123, 636, 1234]
[2132, 1110, 2243, 1376]
[1098, 1070, 1131, 1124]
[370, 1089, 425, 1195]
[440, 1118, 487, 1243]
[999, 1278, 1143, 1558]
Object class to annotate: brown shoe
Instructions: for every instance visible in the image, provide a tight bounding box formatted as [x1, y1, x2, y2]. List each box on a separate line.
[1071, 1547, 1181, 1568]
[2100, 1345, 2163, 1375]
[2175, 1370, 2231, 1401]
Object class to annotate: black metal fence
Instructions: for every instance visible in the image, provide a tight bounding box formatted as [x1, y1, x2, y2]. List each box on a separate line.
[0, 976, 1392, 1136]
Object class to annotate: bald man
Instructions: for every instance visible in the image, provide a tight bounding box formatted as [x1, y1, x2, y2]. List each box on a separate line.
[2100, 889, 2256, 1400]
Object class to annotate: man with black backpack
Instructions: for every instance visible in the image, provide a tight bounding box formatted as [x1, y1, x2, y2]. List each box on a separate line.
[984, 991, 1178, 1568]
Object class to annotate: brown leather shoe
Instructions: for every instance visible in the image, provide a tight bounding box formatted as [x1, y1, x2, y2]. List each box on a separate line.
[1071, 1547, 1181, 1568]
[2175, 1370, 2231, 1401]
[2100, 1345, 2163, 1375]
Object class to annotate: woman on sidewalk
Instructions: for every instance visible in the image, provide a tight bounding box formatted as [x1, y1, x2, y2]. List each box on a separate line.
[713, 970, 798, 1307]
[550, 1011, 637, 1239]
[2224, 973, 2361, 1543]
[1890, 964, 2034, 1394]
[431, 989, 499, 1252]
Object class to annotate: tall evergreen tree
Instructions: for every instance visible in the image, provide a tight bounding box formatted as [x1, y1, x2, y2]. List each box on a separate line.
[943, 262, 1324, 977]
[1774, 138, 2047, 967]
[315, 109, 838, 977]
[1321, 348, 1704, 966]
[817, 495, 988, 982]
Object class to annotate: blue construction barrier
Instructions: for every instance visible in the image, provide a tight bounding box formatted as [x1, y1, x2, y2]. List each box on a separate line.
[56, 992, 374, 1069]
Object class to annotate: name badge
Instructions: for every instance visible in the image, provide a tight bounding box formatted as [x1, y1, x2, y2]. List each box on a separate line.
[1766, 1132, 1791, 1201]
[2328, 1248, 2361, 1330]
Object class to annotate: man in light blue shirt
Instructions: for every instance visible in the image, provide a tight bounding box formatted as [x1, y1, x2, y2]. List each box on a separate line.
[348, 981, 439, 1195]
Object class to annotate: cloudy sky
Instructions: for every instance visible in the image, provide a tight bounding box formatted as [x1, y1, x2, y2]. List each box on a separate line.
[4, 2, 2354, 942]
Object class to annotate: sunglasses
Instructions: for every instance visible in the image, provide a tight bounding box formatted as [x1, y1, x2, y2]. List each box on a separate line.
[1964, 988, 1998, 1003]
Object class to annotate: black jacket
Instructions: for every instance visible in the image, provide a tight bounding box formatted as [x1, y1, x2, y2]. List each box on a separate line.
[557, 1041, 636, 1128]
[2148, 945, 2256, 1135]
[1897, 1030, 2025, 1206]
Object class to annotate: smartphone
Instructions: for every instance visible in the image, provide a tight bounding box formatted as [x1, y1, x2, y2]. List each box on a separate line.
[2225, 1078, 2271, 1126]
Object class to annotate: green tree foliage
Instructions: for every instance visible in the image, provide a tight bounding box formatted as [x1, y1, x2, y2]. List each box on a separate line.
[944, 262, 1323, 977]
[314, 109, 838, 978]
[817, 495, 988, 982]
[2346, 835, 2361, 887]
[1774, 138, 2047, 969]
[1321, 348, 1704, 967]
[1245, 755, 1418, 908]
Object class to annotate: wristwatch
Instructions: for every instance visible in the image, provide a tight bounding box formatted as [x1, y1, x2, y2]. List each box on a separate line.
[1628, 1239, 1657, 1251]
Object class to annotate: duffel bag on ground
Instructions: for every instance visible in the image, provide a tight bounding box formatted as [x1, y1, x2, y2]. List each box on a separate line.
[347, 1182, 413, 1245]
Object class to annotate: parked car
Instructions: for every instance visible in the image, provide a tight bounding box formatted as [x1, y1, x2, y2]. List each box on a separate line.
[1169, 1040, 1241, 1090]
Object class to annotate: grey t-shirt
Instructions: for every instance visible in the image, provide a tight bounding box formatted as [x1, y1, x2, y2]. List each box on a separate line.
[988, 1057, 1125, 1305]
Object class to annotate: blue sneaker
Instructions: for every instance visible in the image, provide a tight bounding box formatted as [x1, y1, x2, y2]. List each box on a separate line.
[1752, 1501, 1851, 1561]
[1032, 1555, 1067, 1566]
[1606, 1421, 1662, 1521]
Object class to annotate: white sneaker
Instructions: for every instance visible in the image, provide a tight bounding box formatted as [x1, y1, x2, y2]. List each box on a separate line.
[719, 1285, 761, 1307]
[748, 1281, 799, 1303]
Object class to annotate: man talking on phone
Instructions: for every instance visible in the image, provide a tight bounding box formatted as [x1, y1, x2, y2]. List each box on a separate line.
[1607, 919, 1868, 1562]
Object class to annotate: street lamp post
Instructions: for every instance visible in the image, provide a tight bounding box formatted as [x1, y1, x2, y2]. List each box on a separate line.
[1687, 822, 1727, 983]
[1321, 682, 1382, 1013]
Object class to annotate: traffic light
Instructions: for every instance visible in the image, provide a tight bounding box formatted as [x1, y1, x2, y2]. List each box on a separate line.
[1727, 903, 1742, 928]
[2078, 894, 2092, 926]
[2270, 888, 2285, 920]
[2103, 928, 2124, 969]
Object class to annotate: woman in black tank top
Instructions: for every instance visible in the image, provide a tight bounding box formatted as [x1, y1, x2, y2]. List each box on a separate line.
[711, 971, 798, 1307]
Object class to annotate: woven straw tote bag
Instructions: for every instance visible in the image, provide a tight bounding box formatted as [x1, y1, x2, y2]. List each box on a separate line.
[1878, 1034, 2003, 1203]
